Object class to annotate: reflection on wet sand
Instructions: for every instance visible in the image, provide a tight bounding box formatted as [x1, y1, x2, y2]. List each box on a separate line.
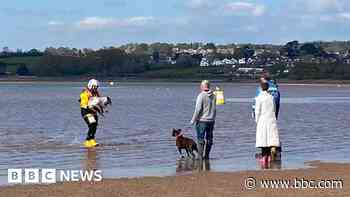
[256, 153, 282, 170]
[198, 159, 211, 172]
[269, 160, 282, 169]
[84, 149, 99, 171]
[176, 159, 211, 173]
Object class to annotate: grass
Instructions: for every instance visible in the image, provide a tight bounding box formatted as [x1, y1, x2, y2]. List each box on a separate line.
[0, 56, 41, 65]
[0, 57, 41, 73]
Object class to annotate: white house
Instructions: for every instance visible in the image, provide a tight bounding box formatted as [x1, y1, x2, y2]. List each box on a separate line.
[230, 58, 238, 64]
[222, 58, 235, 65]
[200, 58, 210, 67]
[212, 59, 224, 66]
[239, 58, 246, 64]
[237, 67, 254, 73]
[247, 58, 254, 64]
[237, 67, 263, 73]
[255, 68, 264, 73]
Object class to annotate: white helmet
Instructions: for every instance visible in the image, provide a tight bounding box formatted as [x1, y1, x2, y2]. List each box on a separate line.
[87, 79, 99, 90]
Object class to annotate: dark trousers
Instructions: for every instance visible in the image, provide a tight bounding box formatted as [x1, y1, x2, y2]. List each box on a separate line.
[261, 147, 271, 157]
[274, 92, 280, 119]
[275, 100, 280, 120]
[81, 108, 98, 140]
[196, 121, 215, 159]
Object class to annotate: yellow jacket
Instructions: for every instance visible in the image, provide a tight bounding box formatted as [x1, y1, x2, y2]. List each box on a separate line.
[80, 89, 92, 109]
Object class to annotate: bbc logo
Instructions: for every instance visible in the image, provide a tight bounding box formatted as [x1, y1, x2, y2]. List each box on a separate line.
[8, 168, 103, 184]
[8, 169, 56, 184]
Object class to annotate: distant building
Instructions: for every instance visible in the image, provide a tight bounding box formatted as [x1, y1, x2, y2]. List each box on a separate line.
[212, 59, 224, 66]
[238, 58, 246, 64]
[200, 58, 210, 67]
[222, 58, 235, 65]
[216, 48, 235, 54]
[237, 67, 263, 73]
[168, 57, 177, 65]
[230, 58, 238, 64]
[247, 58, 254, 64]
[237, 68, 253, 73]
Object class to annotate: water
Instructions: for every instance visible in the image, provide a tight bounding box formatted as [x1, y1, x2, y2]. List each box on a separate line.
[1, 82, 350, 184]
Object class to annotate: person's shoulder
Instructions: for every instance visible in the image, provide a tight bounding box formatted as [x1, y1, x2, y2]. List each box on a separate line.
[81, 88, 89, 93]
[81, 89, 92, 98]
[257, 91, 270, 99]
[255, 92, 264, 100]
[198, 91, 206, 97]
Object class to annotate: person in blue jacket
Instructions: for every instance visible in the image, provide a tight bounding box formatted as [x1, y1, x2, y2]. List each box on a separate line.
[252, 73, 280, 120]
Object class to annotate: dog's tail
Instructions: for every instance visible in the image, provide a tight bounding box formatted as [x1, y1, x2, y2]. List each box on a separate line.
[192, 143, 198, 152]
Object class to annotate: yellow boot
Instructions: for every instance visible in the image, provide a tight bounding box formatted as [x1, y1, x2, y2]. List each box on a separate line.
[89, 139, 98, 147]
[84, 140, 92, 148]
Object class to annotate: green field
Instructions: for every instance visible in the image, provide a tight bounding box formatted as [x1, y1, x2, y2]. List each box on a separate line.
[0, 57, 40, 73]
[0, 56, 40, 65]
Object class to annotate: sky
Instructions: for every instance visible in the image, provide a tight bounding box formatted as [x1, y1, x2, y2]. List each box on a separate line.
[1, 0, 350, 49]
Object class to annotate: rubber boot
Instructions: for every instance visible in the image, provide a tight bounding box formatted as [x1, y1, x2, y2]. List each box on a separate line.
[198, 143, 205, 160]
[204, 143, 212, 160]
[270, 147, 276, 161]
[90, 139, 97, 147]
[204, 159, 211, 171]
[84, 140, 92, 148]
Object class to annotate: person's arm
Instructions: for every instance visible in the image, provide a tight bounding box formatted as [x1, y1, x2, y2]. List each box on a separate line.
[272, 96, 276, 114]
[252, 87, 261, 119]
[255, 97, 261, 123]
[191, 94, 203, 124]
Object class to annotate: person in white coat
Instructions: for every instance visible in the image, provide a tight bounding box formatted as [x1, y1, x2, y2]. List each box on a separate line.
[255, 82, 280, 164]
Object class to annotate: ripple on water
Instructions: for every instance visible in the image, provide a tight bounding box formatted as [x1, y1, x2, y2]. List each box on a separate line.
[0, 82, 349, 184]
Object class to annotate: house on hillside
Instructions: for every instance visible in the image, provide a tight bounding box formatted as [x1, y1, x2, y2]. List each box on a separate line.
[237, 67, 263, 74]
[212, 59, 224, 66]
[222, 58, 237, 65]
[200, 58, 210, 67]
[217, 48, 235, 54]
[238, 58, 246, 64]
[237, 67, 254, 73]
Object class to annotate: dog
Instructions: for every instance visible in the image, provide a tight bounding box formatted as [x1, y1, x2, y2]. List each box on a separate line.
[172, 128, 198, 158]
[88, 96, 112, 116]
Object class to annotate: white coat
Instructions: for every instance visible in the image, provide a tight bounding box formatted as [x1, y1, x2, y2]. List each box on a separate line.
[255, 91, 280, 148]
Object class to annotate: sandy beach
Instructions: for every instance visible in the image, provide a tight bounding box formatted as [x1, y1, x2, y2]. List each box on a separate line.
[1, 162, 348, 197]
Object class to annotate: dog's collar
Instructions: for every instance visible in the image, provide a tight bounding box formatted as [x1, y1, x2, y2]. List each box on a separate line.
[175, 132, 184, 139]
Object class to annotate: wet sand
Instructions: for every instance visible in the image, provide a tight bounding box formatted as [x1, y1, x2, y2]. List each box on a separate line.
[1, 162, 348, 197]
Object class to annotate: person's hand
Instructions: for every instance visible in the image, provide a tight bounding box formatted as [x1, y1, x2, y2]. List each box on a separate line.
[89, 108, 97, 113]
[190, 120, 195, 125]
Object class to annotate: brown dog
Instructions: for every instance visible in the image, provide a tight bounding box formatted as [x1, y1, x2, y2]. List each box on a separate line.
[172, 128, 198, 158]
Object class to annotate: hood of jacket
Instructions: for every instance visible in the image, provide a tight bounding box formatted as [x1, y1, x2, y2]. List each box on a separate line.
[204, 90, 214, 97]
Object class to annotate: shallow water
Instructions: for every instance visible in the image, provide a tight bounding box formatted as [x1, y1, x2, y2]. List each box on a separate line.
[0, 82, 350, 184]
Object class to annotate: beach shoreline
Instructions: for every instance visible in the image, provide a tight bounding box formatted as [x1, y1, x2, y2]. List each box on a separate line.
[1, 161, 348, 197]
[1, 76, 350, 85]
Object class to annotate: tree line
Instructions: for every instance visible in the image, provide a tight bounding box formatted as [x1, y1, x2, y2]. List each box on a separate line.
[1, 41, 350, 79]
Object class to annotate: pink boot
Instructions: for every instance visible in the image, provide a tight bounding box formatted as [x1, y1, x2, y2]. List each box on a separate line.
[259, 156, 267, 168]
[268, 155, 272, 163]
